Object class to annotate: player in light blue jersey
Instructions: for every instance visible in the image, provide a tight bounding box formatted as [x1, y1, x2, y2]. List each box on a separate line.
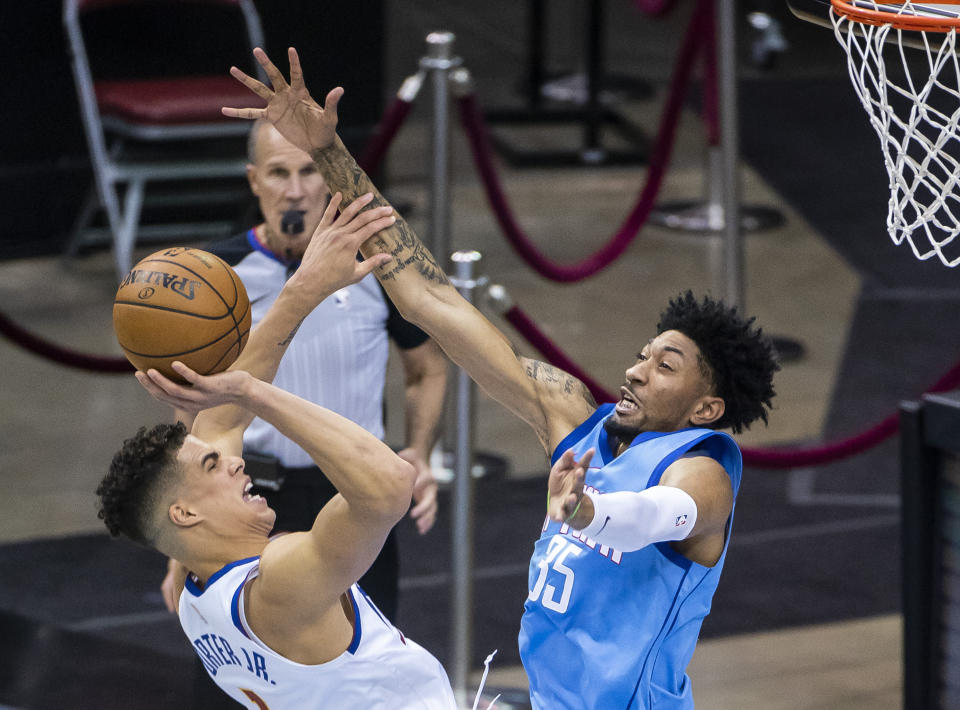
[224, 47, 780, 709]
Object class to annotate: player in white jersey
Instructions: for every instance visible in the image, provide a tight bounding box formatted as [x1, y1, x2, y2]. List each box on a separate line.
[96, 193, 457, 709]
[179, 564, 454, 708]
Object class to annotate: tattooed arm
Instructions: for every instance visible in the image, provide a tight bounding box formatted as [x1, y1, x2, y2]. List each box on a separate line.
[315, 134, 594, 451]
[222, 48, 597, 452]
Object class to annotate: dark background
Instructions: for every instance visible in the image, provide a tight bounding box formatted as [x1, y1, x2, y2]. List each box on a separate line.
[0, 0, 384, 261]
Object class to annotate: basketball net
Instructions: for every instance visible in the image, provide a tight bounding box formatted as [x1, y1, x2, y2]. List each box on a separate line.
[831, 0, 960, 267]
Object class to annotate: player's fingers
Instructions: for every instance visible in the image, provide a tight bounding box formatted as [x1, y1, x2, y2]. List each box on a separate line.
[170, 361, 202, 384]
[228, 65, 273, 99]
[287, 47, 305, 89]
[348, 204, 393, 228]
[323, 86, 344, 118]
[135, 371, 170, 399]
[318, 192, 342, 228]
[578, 448, 595, 471]
[253, 47, 289, 90]
[335, 192, 374, 224]
[143, 368, 186, 395]
[351, 211, 396, 241]
[140, 370, 194, 408]
[355, 253, 393, 279]
[221, 106, 266, 120]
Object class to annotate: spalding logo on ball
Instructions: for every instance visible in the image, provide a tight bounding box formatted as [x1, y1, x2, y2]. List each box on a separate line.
[113, 247, 251, 383]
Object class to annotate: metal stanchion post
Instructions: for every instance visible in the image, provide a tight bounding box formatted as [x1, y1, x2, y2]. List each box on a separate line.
[420, 32, 462, 260]
[420, 32, 462, 482]
[448, 250, 486, 705]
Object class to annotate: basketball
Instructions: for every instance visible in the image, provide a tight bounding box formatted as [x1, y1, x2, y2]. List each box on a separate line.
[113, 247, 251, 383]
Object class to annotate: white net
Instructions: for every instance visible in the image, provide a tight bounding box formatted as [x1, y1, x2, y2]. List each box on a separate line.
[831, 3, 960, 267]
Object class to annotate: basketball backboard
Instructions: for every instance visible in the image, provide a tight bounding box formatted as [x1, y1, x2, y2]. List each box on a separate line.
[786, 0, 833, 28]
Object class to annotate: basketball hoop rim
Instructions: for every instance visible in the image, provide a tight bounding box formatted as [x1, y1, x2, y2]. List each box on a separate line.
[832, 0, 960, 32]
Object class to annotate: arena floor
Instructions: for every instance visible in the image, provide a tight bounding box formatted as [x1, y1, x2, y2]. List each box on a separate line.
[3, 1, 957, 707]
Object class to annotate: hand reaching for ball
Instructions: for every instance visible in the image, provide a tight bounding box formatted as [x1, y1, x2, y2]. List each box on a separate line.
[136, 362, 252, 416]
[286, 191, 394, 306]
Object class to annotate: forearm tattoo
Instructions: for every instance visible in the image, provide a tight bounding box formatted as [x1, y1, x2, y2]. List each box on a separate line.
[278, 319, 304, 347]
[311, 140, 449, 286]
[526, 360, 597, 408]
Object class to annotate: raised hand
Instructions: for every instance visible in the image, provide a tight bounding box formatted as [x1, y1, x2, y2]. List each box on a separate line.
[135, 362, 252, 415]
[286, 191, 394, 305]
[547, 448, 594, 524]
[223, 47, 340, 155]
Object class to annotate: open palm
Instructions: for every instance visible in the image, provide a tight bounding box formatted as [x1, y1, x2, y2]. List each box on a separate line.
[223, 47, 340, 155]
[547, 448, 594, 523]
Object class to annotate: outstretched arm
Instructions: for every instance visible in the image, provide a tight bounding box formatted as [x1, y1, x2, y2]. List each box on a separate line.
[141, 363, 417, 640]
[223, 47, 597, 453]
[548, 448, 731, 566]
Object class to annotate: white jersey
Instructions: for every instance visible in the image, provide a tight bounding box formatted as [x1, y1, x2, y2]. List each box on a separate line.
[178, 557, 458, 709]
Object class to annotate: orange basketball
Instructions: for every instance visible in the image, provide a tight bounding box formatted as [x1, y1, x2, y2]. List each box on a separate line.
[113, 247, 251, 383]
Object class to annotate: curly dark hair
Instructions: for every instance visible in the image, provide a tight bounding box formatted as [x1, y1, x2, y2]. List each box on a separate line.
[657, 291, 779, 434]
[96, 422, 187, 547]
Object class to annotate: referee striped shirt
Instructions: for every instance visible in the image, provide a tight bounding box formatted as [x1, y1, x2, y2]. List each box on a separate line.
[208, 229, 428, 468]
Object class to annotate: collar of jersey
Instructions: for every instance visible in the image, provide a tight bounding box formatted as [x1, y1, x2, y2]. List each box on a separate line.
[596, 421, 705, 467]
[185, 555, 260, 597]
[247, 227, 301, 270]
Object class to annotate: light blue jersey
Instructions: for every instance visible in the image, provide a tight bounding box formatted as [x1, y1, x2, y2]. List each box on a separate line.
[519, 404, 742, 709]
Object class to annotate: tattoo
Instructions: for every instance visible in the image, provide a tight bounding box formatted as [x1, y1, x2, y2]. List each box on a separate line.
[278, 318, 304, 347]
[577, 380, 598, 408]
[310, 140, 449, 286]
[526, 360, 597, 408]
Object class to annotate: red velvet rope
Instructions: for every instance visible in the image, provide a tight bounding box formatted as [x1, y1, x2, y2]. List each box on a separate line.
[358, 95, 415, 175]
[0, 311, 132, 373]
[502, 302, 960, 469]
[633, 0, 680, 18]
[699, 0, 720, 147]
[456, 0, 711, 283]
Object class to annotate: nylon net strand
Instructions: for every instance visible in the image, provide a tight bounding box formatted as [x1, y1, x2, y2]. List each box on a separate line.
[832, 1, 960, 267]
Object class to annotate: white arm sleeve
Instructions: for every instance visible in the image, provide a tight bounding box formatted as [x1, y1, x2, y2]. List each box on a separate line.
[577, 486, 698, 552]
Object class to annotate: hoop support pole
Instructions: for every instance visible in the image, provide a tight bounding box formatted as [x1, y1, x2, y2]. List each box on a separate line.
[718, 0, 745, 308]
[649, 0, 783, 237]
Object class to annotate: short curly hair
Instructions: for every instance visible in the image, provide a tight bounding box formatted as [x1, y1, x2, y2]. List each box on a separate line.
[657, 291, 779, 434]
[96, 422, 187, 547]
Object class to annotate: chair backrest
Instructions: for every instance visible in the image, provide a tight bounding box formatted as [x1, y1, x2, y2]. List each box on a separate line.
[63, 0, 264, 157]
[76, 0, 243, 9]
[65, 0, 265, 81]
